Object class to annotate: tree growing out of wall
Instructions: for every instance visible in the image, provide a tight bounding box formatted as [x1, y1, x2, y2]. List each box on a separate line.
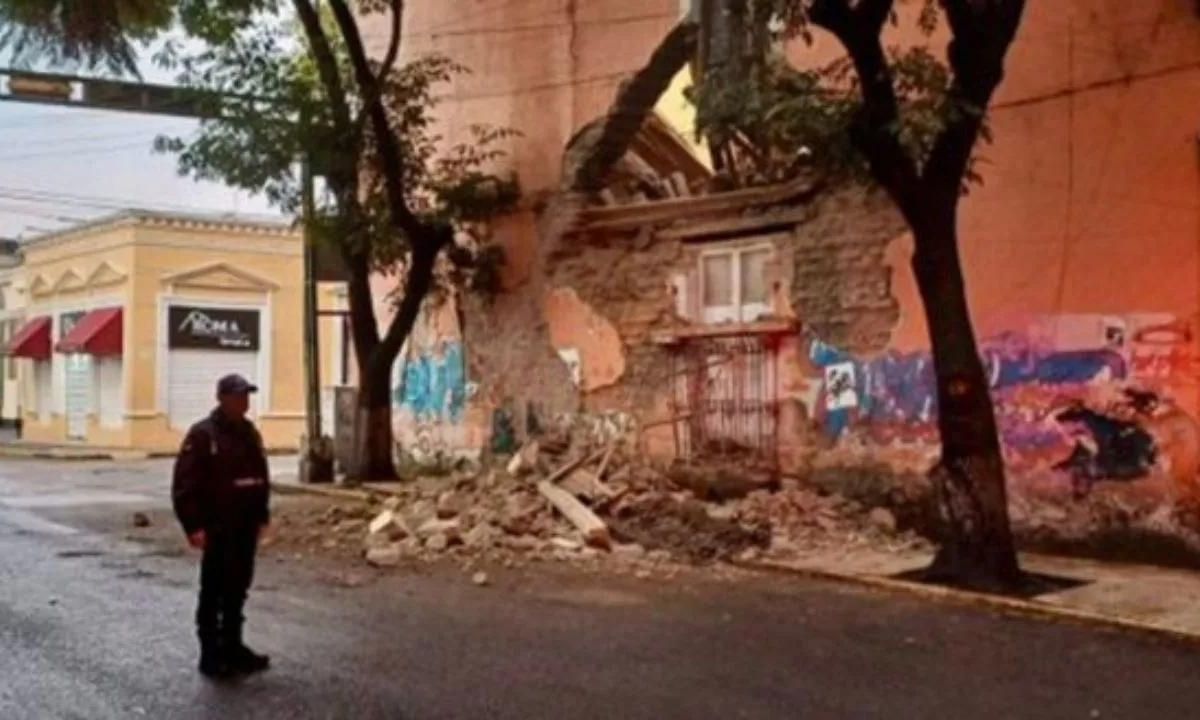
[695, 0, 1027, 591]
[0, 0, 518, 482]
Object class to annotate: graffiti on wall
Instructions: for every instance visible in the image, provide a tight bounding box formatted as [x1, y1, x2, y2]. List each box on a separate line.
[395, 341, 467, 423]
[805, 314, 1200, 497]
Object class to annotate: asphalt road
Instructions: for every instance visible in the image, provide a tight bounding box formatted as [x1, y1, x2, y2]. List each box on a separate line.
[3, 459, 1200, 719]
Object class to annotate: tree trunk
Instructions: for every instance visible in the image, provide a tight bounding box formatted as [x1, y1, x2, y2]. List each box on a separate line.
[348, 358, 397, 483]
[911, 204, 1022, 592]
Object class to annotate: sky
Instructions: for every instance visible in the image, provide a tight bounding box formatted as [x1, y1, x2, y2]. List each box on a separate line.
[0, 47, 277, 240]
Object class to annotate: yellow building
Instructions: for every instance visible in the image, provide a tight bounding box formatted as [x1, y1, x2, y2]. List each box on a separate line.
[0, 241, 25, 430]
[4, 210, 314, 453]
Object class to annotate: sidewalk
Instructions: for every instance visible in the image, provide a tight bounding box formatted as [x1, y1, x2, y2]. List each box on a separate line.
[0, 440, 151, 461]
[748, 545, 1200, 644]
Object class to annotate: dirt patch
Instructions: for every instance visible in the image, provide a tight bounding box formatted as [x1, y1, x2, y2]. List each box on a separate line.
[608, 494, 769, 563]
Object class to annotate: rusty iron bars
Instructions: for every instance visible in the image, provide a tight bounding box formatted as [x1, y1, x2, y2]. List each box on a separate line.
[667, 331, 780, 472]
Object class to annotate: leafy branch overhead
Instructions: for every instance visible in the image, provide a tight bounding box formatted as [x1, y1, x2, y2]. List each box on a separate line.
[690, 0, 992, 190]
[151, 3, 519, 285]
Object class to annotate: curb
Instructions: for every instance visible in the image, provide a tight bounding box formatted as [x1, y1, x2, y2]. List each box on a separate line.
[0, 446, 297, 462]
[271, 481, 373, 503]
[739, 559, 1200, 648]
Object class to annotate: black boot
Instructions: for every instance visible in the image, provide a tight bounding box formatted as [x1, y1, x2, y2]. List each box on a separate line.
[198, 636, 232, 679]
[224, 625, 270, 674]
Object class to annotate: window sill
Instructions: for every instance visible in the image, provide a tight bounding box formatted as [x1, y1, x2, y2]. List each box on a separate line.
[651, 318, 797, 345]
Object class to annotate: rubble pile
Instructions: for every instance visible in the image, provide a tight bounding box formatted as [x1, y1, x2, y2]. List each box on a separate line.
[312, 429, 928, 572]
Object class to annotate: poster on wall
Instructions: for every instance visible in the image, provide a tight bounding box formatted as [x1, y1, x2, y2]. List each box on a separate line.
[824, 361, 859, 411]
[168, 305, 260, 352]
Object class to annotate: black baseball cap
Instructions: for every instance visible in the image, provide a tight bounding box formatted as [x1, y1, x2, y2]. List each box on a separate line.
[217, 374, 259, 396]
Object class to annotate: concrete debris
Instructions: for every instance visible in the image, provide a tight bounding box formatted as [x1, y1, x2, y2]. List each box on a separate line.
[131, 512, 152, 528]
[507, 441, 540, 476]
[425, 533, 450, 552]
[559, 468, 615, 502]
[472, 571, 490, 587]
[463, 522, 499, 549]
[551, 536, 583, 551]
[417, 517, 461, 540]
[436, 490, 466, 519]
[296, 422, 926, 578]
[365, 544, 403, 568]
[868, 507, 897, 533]
[369, 510, 397, 535]
[538, 480, 612, 550]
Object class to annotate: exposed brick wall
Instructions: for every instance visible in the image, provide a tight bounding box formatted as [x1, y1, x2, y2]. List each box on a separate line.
[789, 191, 906, 354]
[460, 185, 903, 457]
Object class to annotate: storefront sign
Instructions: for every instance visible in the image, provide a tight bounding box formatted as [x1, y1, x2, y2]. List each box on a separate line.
[168, 306, 260, 351]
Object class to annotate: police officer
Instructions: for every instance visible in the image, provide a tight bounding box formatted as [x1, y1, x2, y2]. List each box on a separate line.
[172, 373, 271, 678]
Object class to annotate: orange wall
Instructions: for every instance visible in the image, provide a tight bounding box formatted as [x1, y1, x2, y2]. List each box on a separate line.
[866, 1, 1200, 413]
[369, 0, 680, 196]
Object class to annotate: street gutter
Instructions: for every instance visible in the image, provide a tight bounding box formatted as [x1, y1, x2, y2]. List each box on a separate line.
[739, 558, 1200, 648]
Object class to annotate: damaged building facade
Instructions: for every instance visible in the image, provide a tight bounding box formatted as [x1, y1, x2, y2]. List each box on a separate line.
[367, 0, 1200, 561]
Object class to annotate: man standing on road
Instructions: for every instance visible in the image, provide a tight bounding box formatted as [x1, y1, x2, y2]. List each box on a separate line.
[172, 374, 272, 679]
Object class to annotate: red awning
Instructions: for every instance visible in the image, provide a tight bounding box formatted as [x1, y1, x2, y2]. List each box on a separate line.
[56, 307, 123, 356]
[4, 316, 51, 360]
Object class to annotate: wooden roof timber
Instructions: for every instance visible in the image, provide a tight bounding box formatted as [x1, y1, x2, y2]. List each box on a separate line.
[571, 174, 821, 235]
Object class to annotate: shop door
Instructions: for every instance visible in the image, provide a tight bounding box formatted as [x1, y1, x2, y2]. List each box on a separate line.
[167, 349, 259, 430]
[64, 353, 91, 440]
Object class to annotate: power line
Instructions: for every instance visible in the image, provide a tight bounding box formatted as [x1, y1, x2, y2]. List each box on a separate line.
[0, 202, 86, 223]
[0, 140, 154, 163]
[0, 129, 170, 148]
[405, 9, 675, 40]
[0, 185, 269, 217]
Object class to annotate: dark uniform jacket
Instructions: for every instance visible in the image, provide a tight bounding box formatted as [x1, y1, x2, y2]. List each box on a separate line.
[172, 409, 271, 536]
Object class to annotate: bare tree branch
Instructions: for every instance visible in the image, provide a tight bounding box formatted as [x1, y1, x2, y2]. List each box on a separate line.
[565, 21, 699, 193]
[354, 0, 404, 134]
[854, 0, 896, 34]
[809, 1, 922, 220]
[326, 0, 428, 243]
[807, 0, 855, 38]
[375, 226, 452, 369]
[292, 0, 352, 136]
[923, 0, 1026, 196]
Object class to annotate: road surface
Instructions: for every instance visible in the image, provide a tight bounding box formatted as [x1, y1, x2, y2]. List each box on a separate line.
[1, 458, 1199, 719]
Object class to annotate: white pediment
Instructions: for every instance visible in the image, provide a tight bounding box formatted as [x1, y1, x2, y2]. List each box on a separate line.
[161, 262, 279, 292]
[86, 261, 128, 289]
[51, 268, 85, 294]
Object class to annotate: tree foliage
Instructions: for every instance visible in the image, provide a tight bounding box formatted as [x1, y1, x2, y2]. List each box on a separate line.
[691, 0, 989, 189]
[0, 0, 283, 74]
[150, 2, 518, 295]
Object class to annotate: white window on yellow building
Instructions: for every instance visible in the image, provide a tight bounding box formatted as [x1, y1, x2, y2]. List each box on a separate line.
[95, 357, 123, 428]
[33, 360, 51, 423]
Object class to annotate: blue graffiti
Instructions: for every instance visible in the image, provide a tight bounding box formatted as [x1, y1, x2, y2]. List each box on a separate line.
[808, 339, 934, 439]
[982, 334, 1127, 389]
[395, 342, 466, 422]
[807, 331, 1130, 442]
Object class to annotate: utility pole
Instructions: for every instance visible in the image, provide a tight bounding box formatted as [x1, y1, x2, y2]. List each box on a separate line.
[0, 68, 335, 481]
[299, 125, 333, 483]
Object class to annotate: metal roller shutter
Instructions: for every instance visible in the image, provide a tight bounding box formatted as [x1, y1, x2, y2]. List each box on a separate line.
[167, 349, 258, 430]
